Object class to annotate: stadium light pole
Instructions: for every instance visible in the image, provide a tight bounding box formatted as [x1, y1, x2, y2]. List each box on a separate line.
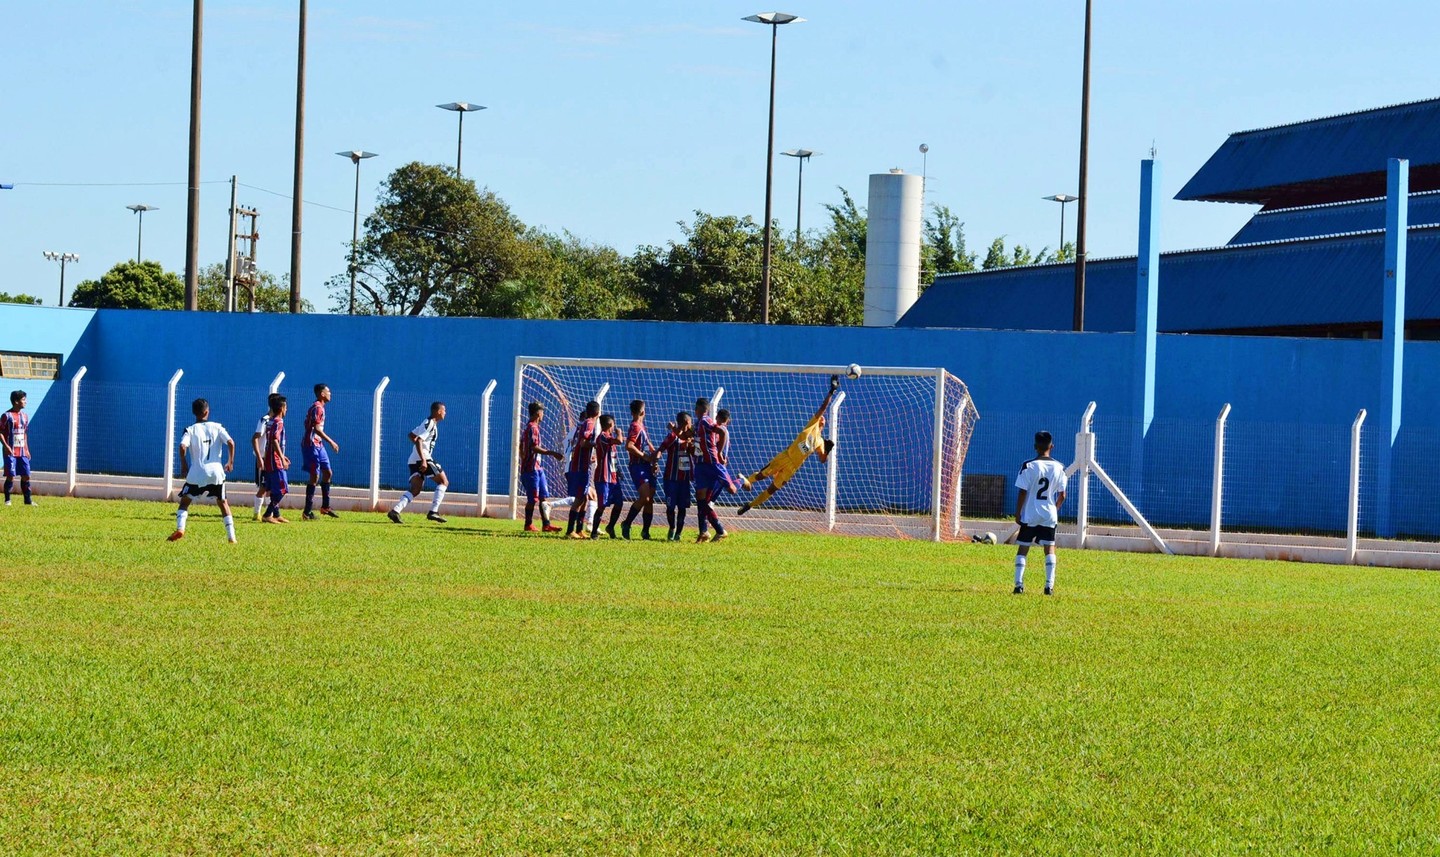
[1073, 0, 1094, 331]
[336, 150, 378, 315]
[183, 0, 202, 310]
[1044, 194, 1078, 252]
[744, 11, 805, 325]
[919, 142, 929, 202]
[43, 251, 79, 307]
[126, 204, 158, 262]
[781, 149, 816, 250]
[437, 102, 485, 177]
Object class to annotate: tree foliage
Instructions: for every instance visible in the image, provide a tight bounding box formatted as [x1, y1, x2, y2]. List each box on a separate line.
[0, 292, 42, 306]
[69, 261, 183, 310]
[197, 263, 310, 313]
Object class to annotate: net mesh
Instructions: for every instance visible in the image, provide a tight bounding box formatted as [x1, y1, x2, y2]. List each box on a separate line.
[515, 360, 979, 540]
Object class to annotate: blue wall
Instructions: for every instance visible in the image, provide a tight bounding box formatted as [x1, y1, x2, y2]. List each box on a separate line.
[2, 306, 97, 471]
[8, 304, 1437, 536]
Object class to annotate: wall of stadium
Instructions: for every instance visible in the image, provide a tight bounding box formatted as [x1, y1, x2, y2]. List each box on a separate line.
[9, 303, 1438, 536]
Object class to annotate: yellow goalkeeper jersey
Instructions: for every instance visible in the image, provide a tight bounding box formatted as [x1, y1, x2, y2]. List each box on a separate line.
[769, 415, 827, 476]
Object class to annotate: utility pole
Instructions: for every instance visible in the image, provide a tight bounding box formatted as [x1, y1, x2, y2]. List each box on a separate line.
[224, 176, 238, 312]
[289, 0, 307, 313]
[184, 0, 203, 310]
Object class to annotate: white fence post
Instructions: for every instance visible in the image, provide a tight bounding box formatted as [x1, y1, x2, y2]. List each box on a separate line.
[477, 378, 497, 518]
[66, 366, 87, 496]
[1073, 402, 1096, 548]
[268, 372, 285, 395]
[163, 369, 184, 499]
[1209, 403, 1231, 556]
[950, 395, 969, 538]
[1347, 409, 1367, 564]
[825, 391, 846, 531]
[930, 370, 947, 542]
[369, 376, 390, 511]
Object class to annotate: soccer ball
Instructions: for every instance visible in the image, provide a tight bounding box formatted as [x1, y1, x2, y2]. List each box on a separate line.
[971, 531, 998, 545]
[846, 363, 862, 379]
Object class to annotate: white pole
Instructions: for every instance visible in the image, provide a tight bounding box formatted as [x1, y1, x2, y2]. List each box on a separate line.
[930, 370, 947, 542]
[163, 369, 184, 499]
[1209, 403, 1231, 556]
[710, 386, 724, 412]
[951, 396, 969, 537]
[369, 376, 389, 511]
[595, 383, 610, 411]
[268, 372, 285, 395]
[66, 365, 87, 496]
[510, 358, 525, 520]
[826, 390, 845, 531]
[1347, 409, 1367, 564]
[1073, 402, 1096, 549]
[477, 378, 497, 518]
[1089, 458, 1172, 555]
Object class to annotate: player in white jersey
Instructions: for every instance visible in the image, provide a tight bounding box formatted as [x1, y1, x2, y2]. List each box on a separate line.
[388, 401, 449, 524]
[169, 398, 237, 543]
[1013, 430, 1068, 595]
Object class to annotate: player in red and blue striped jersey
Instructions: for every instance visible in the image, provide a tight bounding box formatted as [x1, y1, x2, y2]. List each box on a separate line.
[1, 390, 33, 506]
[261, 396, 291, 524]
[659, 411, 695, 541]
[693, 398, 735, 543]
[564, 400, 601, 538]
[591, 414, 625, 539]
[520, 401, 564, 533]
[302, 383, 341, 520]
[621, 399, 658, 540]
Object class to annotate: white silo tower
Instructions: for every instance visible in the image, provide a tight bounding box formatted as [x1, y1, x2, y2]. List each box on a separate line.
[863, 169, 924, 327]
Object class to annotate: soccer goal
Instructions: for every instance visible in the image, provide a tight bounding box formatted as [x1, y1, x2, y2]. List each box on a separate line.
[510, 356, 980, 541]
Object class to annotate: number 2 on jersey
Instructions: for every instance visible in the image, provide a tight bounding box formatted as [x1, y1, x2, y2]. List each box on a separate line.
[1036, 477, 1050, 500]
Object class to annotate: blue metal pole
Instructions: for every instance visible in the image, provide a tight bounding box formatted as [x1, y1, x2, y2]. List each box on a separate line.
[1376, 158, 1407, 538]
[1134, 158, 1160, 437]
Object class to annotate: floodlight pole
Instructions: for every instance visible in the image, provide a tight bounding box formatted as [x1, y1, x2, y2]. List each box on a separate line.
[337, 151, 377, 315]
[745, 12, 805, 325]
[184, 0, 202, 311]
[127, 204, 157, 261]
[782, 149, 817, 250]
[43, 251, 79, 306]
[1072, 0, 1093, 331]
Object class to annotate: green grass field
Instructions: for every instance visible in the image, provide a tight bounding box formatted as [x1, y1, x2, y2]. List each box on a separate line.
[1, 498, 1437, 854]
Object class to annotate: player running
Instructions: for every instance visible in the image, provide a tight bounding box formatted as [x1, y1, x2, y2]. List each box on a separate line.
[1013, 430, 1068, 595]
[1, 390, 34, 506]
[389, 401, 449, 524]
[564, 400, 600, 539]
[261, 396, 291, 523]
[693, 399, 735, 543]
[591, 414, 625, 539]
[519, 401, 564, 532]
[168, 397, 237, 543]
[738, 375, 839, 515]
[659, 411, 695, 541]
[302, 383, 341, 520]
[620, 399, 658, 540]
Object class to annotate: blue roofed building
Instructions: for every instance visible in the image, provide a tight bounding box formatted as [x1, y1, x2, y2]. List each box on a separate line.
[899, 97, 1440, 339]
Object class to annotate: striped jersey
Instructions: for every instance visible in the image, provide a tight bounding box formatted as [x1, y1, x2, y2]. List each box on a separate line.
[304, 401, 326, 449]
[520, 420, 543, 472]
[0, 410, 29, 457]
[626, 419, 652, 467]
[593, 429, 622, 484]
[660, 430, 694, 483]
[696, 414, 722, 464]
[263, 416, 287, 471]
[567, 417, 597, 474]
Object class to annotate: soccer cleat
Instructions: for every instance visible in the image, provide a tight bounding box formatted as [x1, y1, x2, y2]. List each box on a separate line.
[590, 532, 601, 540]
[252, 510, 261, 521]
[1044, 586, 1053, 596]
[696, 533, 710, 543]
[387, 510, 403, 524]
[641, 530, 652, 541]
[542, 524, 562, 533]
[265, 515, 290, 524]
[525, 524, 540, 532]
[666, 529, 675, 541]
[737, 503, 752, 516]
[167, 530, 185, 541]
[1013, 584, 1024, 595]
[712, 531, 728, 542]
[3, 500, 9, 506]
[303, 511, 317, 521]
[427, 512, 447, 524]
[621, 523, 632, 540]
[605, 524, 617, 539]
[24, 499, 36, 506]
[568, 531, 588, 540]
[228, 536, 238, 544]
[320, 508, 340, 518]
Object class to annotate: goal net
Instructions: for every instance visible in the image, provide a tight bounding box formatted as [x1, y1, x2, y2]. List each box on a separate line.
[511, 357, 980, 541]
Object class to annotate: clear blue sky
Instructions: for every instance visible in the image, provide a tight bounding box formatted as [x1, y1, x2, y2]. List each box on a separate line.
[3, 0, 1438, 310]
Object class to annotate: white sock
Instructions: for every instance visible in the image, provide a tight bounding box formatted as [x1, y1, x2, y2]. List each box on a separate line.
[1014, 555, 1026, 587]
[393, 491, 413, 514]
[430, 484, 447, 513]
[224, 515, 236, 541]
[586, 498, 597, 527]
[253, 495, 264, 516]
[1045, 554, 1057, 588]
[176, 509, 189, 532]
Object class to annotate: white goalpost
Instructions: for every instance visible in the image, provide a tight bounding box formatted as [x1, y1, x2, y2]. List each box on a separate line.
[510, 356, 979, 541]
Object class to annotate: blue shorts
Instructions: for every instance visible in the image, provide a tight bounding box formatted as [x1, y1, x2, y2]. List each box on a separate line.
[629, 463, 654, 490]
[521, 470, 548, 502]
[4, 455, 31, 479]
[697, 463, 734, 497]
[565, 470, 592, 500]
[302, 444, 331, 475]
[265, 469, 289, 499]
[664, 478, 692, 509]
[595, 479, 622, 508]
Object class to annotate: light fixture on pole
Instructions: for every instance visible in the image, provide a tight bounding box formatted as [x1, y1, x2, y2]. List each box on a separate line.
[43, 251, 79, 307]
[336, 150, 378, 315]
[1044, 194, 1078, 251]
[743, 11, 805, 325]
[780, 149, 817, 250]
[919, 143, 929, 203]
[436, 102, 486, 177]
[126, 204, 158, 261]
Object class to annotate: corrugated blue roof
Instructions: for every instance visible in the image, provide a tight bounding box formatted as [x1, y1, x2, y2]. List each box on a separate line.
[899, 225, 1440, 333]
[1176, 98, 1440, 207]
[1229, 191, 1440, 244]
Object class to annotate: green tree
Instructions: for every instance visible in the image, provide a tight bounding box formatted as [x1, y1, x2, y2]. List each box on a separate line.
[197, 263, 310, 313]
[923, 204, 978, 285]
[0, 293, 42, 306]
[821, 187, 866, 264]
[69, 260, 183, 309]
[631, 212, 765, 323]
[335, 162, 544, 316]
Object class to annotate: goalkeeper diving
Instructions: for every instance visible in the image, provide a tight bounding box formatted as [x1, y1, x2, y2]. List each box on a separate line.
[737, 374, 840, 516]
